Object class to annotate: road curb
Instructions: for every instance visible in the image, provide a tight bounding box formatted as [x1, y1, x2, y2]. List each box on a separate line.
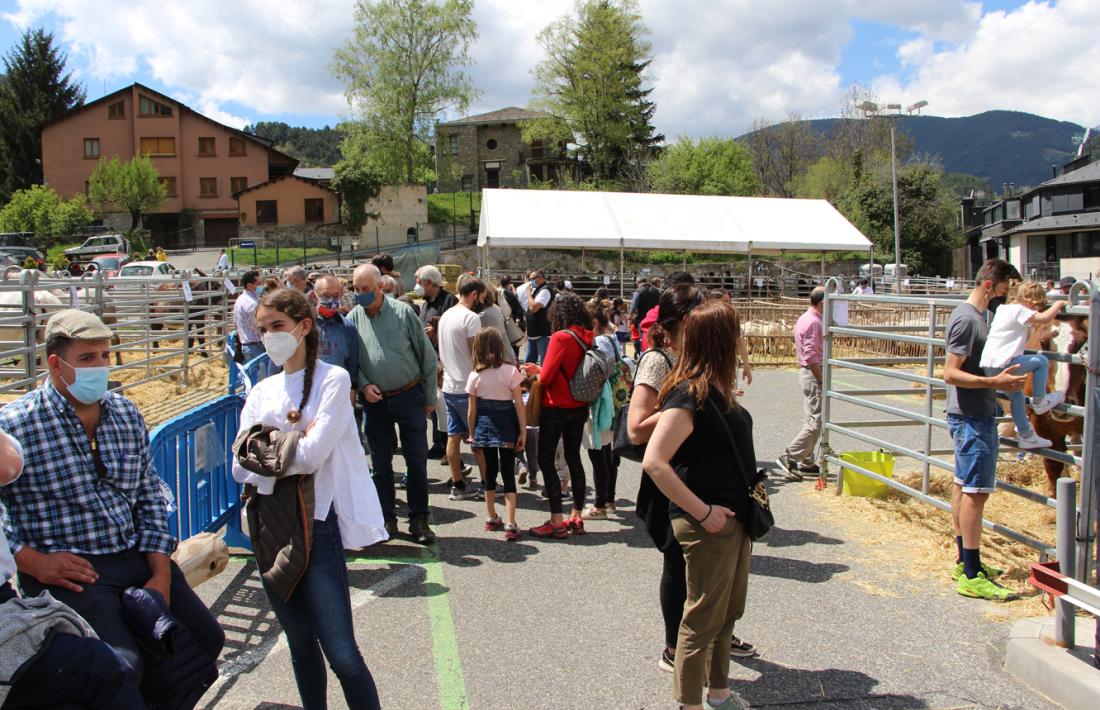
[1003, 616, 1100, 709]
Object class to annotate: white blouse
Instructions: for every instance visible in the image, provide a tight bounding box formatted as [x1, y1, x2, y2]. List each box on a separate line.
[233, 359, 387, 549]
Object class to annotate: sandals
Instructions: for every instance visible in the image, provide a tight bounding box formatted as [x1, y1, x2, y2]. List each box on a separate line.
[581, 506, 607, 520]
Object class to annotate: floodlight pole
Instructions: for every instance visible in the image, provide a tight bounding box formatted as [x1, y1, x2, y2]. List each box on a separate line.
[890, 122, 901, 293]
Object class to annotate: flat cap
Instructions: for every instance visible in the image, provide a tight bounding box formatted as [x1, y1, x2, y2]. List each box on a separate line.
[45, 309, 113, 342]
[1059, 276, 1076, 289]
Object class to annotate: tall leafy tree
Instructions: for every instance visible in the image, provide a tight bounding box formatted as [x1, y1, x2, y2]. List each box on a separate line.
[744, 115, 818, 198]
[331, 0, 478, 184]
[647, 137, 758, 196]
[0, 29, 85, 203]
[529, 0, 663, 184]
[87, 155, 167, 232]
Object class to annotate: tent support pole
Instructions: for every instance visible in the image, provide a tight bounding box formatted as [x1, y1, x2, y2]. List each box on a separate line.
[821, 250, 826, 285]
[581, 247, 586, 272]
[619, 242, 625, 299]
[747, 242, 753, 300]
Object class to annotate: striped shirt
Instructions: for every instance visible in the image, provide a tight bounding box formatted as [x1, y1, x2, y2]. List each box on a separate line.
[0, 382, 175, 557]
[233, 289, 262, 345]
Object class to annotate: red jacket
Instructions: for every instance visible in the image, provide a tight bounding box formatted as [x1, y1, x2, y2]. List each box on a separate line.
[539, 326, 594, 409]
[639, 304, 659, 350]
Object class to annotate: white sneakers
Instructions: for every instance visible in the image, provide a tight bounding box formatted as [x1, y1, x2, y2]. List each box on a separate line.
[1017, 431, 1053, 450]
[1030, 391, 1065, 415]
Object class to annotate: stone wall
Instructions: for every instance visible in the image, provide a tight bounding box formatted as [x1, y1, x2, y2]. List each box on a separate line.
[435, 123, 528, 192]
[440, 245, 869, 281]
[239, 223, 346, 249]
[361, 184, 431, 248]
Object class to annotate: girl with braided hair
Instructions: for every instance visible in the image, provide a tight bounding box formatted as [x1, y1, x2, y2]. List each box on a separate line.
[236, 287, 387, 709]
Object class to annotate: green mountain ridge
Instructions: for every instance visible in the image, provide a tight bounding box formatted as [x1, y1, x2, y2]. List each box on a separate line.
[752, 110, 1085, 191]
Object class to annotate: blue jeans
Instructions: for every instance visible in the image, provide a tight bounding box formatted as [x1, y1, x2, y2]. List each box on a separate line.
[987, 353, 1048, 437]
[525, 336, 549, 365]
[364, 386, 430, 521]
[263, 509, 380, 710]
[18, 549, 225, 688]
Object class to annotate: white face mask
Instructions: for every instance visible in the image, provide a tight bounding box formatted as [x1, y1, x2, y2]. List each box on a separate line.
[262, 322, 304, 367]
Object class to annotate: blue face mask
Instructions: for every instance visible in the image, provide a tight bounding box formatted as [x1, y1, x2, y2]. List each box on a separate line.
[355, 291, 377, 309]
[61, 359, 109, 404]
[255, 286, 265, 297]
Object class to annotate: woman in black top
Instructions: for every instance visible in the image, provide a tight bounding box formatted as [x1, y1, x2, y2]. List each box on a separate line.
[643, 300, 756, 710]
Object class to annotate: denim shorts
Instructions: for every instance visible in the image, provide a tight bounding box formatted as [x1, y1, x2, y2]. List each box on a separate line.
[443, 392, 470, 436]
[947, 413, 998, 494]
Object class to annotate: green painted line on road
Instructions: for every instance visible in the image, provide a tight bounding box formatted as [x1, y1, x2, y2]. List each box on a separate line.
[345, 551, 470, 710]
[422, 553, 469, 710]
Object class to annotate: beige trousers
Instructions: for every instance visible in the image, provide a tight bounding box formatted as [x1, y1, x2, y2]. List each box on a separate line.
[672, 515, 752, 705]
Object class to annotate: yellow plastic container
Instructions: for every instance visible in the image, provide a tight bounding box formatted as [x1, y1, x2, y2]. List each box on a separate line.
[839, 451, 895, 498]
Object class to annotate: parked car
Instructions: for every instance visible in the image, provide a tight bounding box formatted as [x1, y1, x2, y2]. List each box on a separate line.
[0, 232, 34, 249]
[64, 234, 131, 260]
[0, 253, 21, 269]
[117, 260, 176, 279]
[84, 253, 131, 278]
[0, 245, 46, 270]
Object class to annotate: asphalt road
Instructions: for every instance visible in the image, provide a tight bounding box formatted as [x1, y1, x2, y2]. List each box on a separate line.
[195, 368, 1055, 709]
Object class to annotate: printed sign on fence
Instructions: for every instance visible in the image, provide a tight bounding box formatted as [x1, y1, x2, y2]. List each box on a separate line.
[223, 277, 237, 294]
[68, 285, 79, 307]
[182, 281, 193, 302]
[832, 299, 849, 326]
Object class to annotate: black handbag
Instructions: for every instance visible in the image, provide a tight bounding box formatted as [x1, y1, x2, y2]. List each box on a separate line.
[612, 349, 672, 462]
[708, 398, 774, 541]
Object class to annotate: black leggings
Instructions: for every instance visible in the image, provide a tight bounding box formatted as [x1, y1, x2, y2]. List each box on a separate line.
[660, 540, 687, 650]
[588, 443, 618, 508]
[537, 406, 588, 515]
[483, 446, 517, 494]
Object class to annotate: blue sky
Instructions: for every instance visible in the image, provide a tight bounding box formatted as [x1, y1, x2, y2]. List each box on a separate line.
[1, 0, 1096, 135]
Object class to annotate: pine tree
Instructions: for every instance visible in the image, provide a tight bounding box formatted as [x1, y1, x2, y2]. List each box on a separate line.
[0, 29, 85, 204]
[530, 0, 662, 185]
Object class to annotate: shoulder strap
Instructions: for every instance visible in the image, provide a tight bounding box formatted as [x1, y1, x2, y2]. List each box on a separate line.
[706, 396, 754, 492]
[564, 329, 590, 352]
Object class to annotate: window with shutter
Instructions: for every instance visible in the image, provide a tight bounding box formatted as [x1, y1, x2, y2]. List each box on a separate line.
[199, 177, 218, 197]
[139, 137, 175, 156]
[198, 137, 216, 156]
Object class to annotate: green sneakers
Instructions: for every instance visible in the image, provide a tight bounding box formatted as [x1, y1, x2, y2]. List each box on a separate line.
[956, 572, 1019, 601]
[951, 561, 1004, 582]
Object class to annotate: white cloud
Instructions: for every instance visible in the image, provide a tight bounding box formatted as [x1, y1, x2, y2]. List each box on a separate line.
[4, 0, 1097, 139]
[3, 0, 353, 124]
[872, 0, 1100, 127]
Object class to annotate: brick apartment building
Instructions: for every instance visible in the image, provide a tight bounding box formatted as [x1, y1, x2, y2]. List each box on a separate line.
[434, 107, 577, 193]
[41, 83, 303, 246]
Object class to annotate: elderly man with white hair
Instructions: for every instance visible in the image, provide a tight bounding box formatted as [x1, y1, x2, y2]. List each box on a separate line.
[349, 264, 439, 544]
[415, 264, 457, 460]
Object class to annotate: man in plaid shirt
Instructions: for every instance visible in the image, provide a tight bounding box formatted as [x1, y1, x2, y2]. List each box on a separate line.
[0, 310, 223, 692]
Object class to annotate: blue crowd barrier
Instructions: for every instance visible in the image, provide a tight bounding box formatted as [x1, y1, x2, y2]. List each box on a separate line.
[226, 330, 271, 396]
[149, 394, 252, 551]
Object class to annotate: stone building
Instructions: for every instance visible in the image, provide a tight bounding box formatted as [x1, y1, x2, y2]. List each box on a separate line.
[434, 107, 576, 192]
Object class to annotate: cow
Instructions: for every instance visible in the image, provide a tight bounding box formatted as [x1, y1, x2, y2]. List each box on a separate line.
[1028, 315, 1088, 498]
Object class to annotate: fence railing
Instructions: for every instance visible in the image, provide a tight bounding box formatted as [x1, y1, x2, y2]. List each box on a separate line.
[0, 268, 233, 400]
[819, 281, 1098, 594]
[149, 394, 251, 550]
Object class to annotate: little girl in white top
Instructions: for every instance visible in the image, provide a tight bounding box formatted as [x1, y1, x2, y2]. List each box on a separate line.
[233, 288, 386, 709]
[979, 281, 1066, 449]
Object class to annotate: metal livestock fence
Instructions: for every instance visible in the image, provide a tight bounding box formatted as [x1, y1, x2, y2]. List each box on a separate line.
[818, 280, 1099, 648]
[0, 267, 234, 406]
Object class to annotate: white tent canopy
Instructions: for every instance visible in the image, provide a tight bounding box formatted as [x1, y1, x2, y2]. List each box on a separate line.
[476, 188, 872, 254]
